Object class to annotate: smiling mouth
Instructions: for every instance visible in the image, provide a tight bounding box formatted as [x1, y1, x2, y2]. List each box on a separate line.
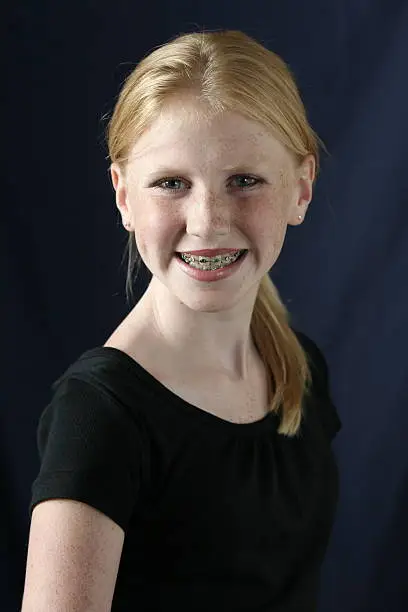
[176, 249, 247, 270]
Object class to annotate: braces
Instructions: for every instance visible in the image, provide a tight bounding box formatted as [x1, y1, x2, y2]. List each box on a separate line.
[180, 250, 241, 264]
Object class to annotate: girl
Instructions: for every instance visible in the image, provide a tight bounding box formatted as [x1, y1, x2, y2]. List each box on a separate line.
[22, 29, 341, 611]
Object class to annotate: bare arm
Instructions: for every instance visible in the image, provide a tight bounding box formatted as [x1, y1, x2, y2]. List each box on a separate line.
[21, 499, 125, 611]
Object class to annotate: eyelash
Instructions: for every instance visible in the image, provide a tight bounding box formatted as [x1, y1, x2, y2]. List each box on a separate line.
[152, 175, 263, 192]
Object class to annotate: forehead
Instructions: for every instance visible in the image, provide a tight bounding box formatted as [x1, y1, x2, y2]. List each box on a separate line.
[128, 102, 291, 168]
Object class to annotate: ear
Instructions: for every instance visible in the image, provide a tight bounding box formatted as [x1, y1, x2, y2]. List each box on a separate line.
[288, 154, 316, 226]
[110, 163, 133, 227]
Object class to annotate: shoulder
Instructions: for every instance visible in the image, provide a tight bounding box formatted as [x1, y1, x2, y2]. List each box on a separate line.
[292, 328, 332, 389]
[47, 346, 153, 428]
[40, 347, 146, 439]
[51, 345, 141, 393]
[31, 349, 152, 532]
[292, 328, 342, 441]
[292, 328, 326, 364]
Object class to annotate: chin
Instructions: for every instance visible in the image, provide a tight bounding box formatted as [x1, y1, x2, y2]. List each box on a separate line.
[174, 281, 258, 315]
[174, 290, 236, 312]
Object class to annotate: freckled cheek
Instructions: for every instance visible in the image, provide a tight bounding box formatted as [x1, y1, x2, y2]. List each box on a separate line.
[244, 197, 284, 231]
[134, 207, 182, 260]
[244, 201, 288, 260]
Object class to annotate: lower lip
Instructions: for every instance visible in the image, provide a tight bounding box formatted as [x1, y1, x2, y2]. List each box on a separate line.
[174, 251, 248, 282]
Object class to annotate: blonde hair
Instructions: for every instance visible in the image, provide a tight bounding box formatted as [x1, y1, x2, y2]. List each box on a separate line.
[106, 29, 327, 436]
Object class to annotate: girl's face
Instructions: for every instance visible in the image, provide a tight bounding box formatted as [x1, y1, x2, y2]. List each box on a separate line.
[111, 99, 314, 313]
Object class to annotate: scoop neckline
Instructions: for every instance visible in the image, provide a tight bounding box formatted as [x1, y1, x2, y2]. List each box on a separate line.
[78, 346, 279, 435]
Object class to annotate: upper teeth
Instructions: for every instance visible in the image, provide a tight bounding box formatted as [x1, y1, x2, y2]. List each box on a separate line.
[180, 250, 241, 264]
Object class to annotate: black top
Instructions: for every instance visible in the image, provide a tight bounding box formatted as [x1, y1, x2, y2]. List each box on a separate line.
[29, 330, 341, 612]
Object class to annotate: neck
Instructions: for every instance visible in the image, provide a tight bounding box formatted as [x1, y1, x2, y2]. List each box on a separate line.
[132, 276, 260, 380]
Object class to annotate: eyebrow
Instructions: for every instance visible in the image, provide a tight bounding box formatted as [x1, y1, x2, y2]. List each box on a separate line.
[146, 167, 190, 179]
[146, 164, 268, 179]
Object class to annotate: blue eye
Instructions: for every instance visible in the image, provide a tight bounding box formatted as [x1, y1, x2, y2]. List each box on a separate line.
[153, 175, 261, 191]
[157, 178, 187, 190]
[230, 176, 258, 188]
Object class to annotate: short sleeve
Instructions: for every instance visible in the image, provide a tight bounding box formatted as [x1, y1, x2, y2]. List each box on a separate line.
[295, 330, 342, 441]
[29, 376, 144, 532]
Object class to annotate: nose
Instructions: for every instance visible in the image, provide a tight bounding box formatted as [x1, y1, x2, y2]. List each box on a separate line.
[185, 191, 232, 239]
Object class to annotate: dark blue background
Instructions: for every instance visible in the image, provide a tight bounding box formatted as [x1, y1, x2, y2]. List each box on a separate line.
[3, 1, 408, 610]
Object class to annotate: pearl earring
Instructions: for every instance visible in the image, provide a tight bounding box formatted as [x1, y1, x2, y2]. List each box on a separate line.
[298, 215, 302, 220]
